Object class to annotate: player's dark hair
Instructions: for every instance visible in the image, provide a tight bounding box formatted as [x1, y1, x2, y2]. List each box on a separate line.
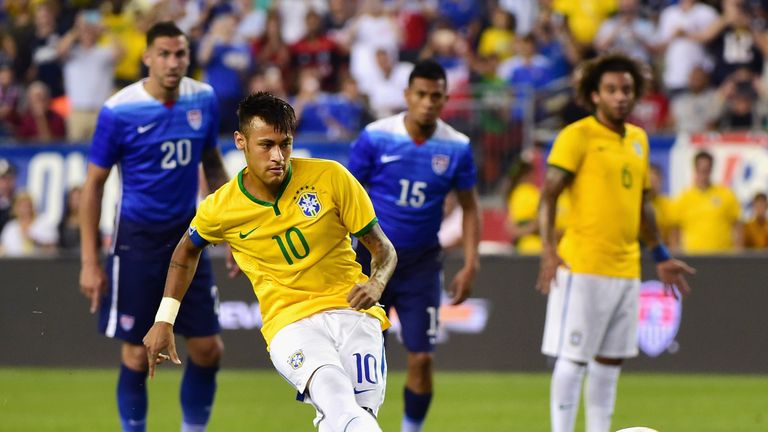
[694, 150, 714, 166]
[237, 91, 297, 135]
[753, 192, 767, 203]
[575, 53, 646, 112]
[146, 21, 186, 47]
[408, 59, 447, 87]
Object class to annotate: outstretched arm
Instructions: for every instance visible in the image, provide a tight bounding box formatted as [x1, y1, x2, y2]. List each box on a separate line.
[640, 190, 695, 297]
[143, 232, 204, 378]
[535, 166, 571, 294]
[347, 224, 397, 310]
[448, 187, 481, 305]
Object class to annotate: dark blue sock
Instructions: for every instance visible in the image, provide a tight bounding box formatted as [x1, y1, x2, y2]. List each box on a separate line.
[404, 387, 432, 423]
[117, 364, 148, 432]
[180, 359, 219, 428]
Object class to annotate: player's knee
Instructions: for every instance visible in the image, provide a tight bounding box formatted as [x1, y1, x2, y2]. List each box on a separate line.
[121, 343, 149, 372]
[187, 336, 224, 367]
[407, 352, 433, 372]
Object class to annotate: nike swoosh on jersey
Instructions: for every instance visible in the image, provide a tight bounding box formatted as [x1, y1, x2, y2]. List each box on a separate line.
[353, 388, 374, 394]
[380, 154, 402, 164]
[137, 122, 157, 134]
[239, 226, 260, 239]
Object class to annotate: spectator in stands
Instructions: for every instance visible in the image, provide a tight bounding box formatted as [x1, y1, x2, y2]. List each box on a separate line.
[289, 8, 343, 92]
[420, 24, 470, 95]
[248, 66, 288, 100]
[744, 192, 768, 249]
[325, 74, 373, 139]
[14, 81, 66, 142]
[395, 0, 433, 62]
[552, 0, 616, 51]
[0, 191, 58, 257]
[657, 0, 719, 97]
[705, 0, 764, 86]
[533, 0, 581, 81]
[628, 70, 671, 133]
[57, 185, 81, 253]
[477, 6, 516, 62]
[497, 34, 554, 119]
[649, 163, 674, 245]
[500, 0, 538, 36]
[251, 10, 291, 79]
[671, 150, 743, 254]
[58, 10, 123, 142]
[292, 66, 333, 137]
[324, 0, 355, 40]
[0, 158, 17, 235]
[198, 13, 253, 133]
[0, 59, 23, 137]
[594, 0, 656, 64]
[277, 0, 328, 45]
[233, 0, 267, 43]
[436, 0, 485, 42]
[363, 47, 412, 118]
[28, 2, 65, 99]
[670, 65, 721, 133]
[347, 0, 401, 92]
[716, 68, 767, 130]
[103, 0, 148, 89]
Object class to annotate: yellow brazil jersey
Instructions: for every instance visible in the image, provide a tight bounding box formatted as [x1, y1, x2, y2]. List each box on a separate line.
[548, 116, 650, 278]
[672, 185, 741, 253]
[190, 158, 390, 348]
[507, 182, 572, 254]
[553, 0, 617, 46]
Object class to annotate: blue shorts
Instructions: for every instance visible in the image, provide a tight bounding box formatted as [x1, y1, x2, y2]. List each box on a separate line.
[356, 244, 442, 353]
[98, 251, 220, 344]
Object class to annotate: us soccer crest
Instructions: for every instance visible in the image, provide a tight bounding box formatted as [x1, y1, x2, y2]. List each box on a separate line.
[297, 191, 321, 217]
[187, 109, 202, 130]
[119, 314, 135, 331]
[288, 350, 305, 370]
[432, 154, 450, 175]
[637, 280, 682, 357]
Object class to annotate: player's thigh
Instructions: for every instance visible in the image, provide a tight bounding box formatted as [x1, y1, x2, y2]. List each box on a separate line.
[598, 278, 640, 359]
[175, 254, 221, 339]
[269, 314, 344, 395]
[388, 270, 442, 353]
[100, 254, 168, 343]
[333, 311, 387, 415]
[542, 269, 625, 363]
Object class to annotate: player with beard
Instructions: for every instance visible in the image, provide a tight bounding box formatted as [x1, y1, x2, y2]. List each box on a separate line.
[536, 53, 696, 432]
[348, 59, 481, 432]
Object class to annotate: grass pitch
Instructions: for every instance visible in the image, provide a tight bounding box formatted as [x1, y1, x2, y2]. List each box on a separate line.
[0, 368, 765, 431]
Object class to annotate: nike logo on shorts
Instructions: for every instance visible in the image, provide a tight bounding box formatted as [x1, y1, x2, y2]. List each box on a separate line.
[353, 388, 374, 394]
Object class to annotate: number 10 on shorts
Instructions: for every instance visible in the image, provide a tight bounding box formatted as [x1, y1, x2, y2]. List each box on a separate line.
[353, 353, 379, 384]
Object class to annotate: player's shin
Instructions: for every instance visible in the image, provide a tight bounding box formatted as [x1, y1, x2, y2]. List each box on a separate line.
[180, 360, 219, 431]
[117, 364, 148, 432]
[585, 361, 621, 432]
[551, 358, 586, 432]
[309, 365, 382, 432]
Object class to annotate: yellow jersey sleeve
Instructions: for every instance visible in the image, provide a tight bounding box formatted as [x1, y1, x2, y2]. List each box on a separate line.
[548, 123, 587, 174]
[332, 162, 378, 237]
[190, 192, 225, 244]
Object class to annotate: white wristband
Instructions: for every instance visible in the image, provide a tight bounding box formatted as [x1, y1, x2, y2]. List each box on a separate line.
[155, 297, 181, 324]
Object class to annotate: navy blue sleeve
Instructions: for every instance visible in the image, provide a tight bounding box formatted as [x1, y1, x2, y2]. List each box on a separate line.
[348, 129, 376, 184]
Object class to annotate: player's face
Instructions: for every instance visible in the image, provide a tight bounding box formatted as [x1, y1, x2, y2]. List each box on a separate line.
[235, 116, 293, 190]
[404, 77, 448, 127]
[591, 71, 636, 124]
[143, 36, 190, 92]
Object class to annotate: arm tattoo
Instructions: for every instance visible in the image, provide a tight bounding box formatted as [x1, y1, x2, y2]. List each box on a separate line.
[169, 260, 190, 270]
[359, 226, 397, 286]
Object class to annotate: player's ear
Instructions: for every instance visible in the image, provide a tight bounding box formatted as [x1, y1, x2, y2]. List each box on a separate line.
[234, 130, 246, 150]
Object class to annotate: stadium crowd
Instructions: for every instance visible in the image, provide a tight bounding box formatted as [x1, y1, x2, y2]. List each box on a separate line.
[1, 0, 768, 257]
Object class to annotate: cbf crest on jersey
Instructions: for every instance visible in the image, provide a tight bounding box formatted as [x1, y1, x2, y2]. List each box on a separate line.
[288, 349, 305, 370]
[637, 280, 682, 357]
[297, 191, 321, 217]
[432, 154, 450, 175]
[187, 109, 202, 130]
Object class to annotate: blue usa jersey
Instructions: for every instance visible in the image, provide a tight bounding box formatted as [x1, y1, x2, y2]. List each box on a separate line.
[349, 112, 477, 252]
[89, 78, 220, 255]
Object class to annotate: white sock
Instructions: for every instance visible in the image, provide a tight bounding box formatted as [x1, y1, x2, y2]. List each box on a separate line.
[181, 424, 205, 432]
[551, 358, 586, 432]
[585, 361, 621, 432]
[401, 416, 423, 432]
[309, 365, 382, 432]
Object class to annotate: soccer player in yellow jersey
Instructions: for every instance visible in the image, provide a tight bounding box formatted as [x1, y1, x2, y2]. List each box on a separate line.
[143, 92, 398, 431]
[536, 54, 695, 432]
[671, 151, 742, 253]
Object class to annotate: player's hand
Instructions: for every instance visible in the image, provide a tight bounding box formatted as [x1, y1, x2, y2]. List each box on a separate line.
[79, 262, 107, 314]
[656, 259, 696, 299]
[224, 244, 241, 278]
[142, 322, 181, 379]
[536, 248, 564, 295]
[347, 280, 384, 310]
[448, 265, 475, 305]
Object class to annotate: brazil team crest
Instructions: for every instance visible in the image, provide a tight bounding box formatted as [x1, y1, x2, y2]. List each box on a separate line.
[432, 154, 450, 175]
[187, 109, 202, 130]
[637, 280, 682, 357]
[288, 349, 305, 370]
[297, 191, 321, 217]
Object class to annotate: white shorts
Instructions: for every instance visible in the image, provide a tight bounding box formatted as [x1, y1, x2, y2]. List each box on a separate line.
[269, 309, 387, 417]
[542, 267, 640, 363]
